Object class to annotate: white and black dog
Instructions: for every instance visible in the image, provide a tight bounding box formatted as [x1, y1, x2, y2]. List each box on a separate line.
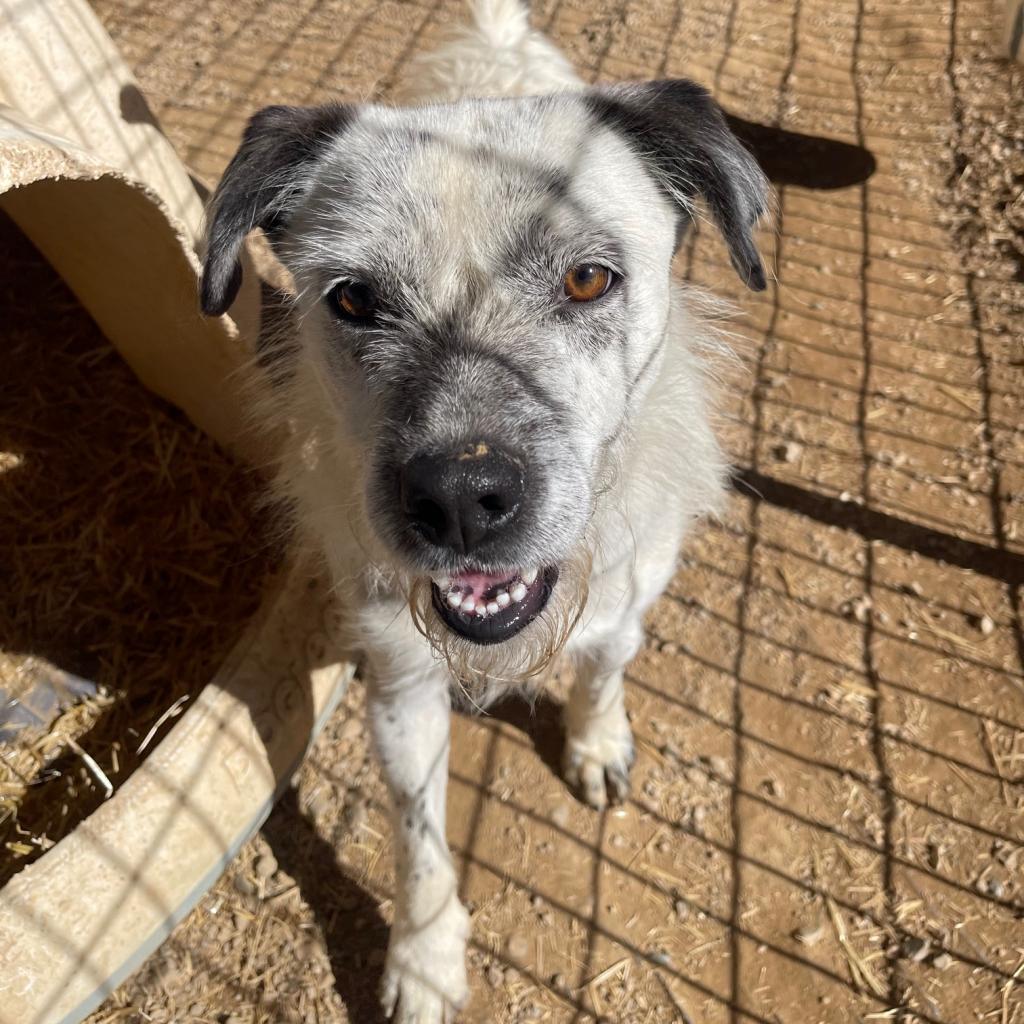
[201, 1, 767, 1019]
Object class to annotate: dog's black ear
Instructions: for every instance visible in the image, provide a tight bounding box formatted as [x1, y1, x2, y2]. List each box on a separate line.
[587, 80, 769, 291]
[201, 103, 352, 316]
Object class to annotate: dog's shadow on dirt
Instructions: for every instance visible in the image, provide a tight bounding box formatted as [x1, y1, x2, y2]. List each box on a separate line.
[264, 787, 391, 1024]
[479, 693, 567, 781]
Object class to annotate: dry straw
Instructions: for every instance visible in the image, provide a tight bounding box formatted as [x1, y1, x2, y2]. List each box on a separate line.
[0, 212, 273, 883]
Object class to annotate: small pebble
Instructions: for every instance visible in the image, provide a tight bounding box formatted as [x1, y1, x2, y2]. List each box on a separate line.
[978, 876, 1006, 899]
[649, 948, 672, 967]
[674, 899, 691, 921]
[486, 963, 505, 987]
[977, 614, 995, 636]
[254, 853, 278, 879]
[840, 595, 873, 623]
[932, 952, 954, 970]
[507, 932, 530, 959]
[772, 440, 803, 463]
[902, 936, 931, 962]
[550, 803, 570, 829]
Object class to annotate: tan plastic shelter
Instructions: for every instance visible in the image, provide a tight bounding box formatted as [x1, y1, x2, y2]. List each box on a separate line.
[0, 2, 353, 1021]
[0, 0, 267, 457]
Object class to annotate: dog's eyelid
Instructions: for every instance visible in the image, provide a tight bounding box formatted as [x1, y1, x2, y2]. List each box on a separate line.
[323, 273, 373, 296]
[566, 254, 625, 278]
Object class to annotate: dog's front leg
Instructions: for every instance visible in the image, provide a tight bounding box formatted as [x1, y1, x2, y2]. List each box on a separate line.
[563, 619, 644, 810]
[368, 663, 469, 1023]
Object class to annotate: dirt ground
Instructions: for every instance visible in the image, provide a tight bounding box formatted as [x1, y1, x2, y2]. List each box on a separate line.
[35, 0, 1024, 1021]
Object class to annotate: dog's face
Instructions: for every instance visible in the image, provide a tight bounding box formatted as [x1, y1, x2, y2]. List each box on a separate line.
[202, 83, 766, 676]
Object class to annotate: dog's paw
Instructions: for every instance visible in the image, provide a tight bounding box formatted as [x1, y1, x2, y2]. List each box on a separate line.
[380, 894, 470, 1023]
[563, 726, 635, 810]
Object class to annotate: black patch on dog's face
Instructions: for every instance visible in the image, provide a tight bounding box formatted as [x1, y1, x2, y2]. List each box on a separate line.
[201, 103, 352, 316]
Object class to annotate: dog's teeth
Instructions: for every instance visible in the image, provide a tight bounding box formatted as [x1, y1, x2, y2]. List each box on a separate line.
[460, 596, 476, 614]
[475, 604, 487, 618]
[486, 601, 499, 615]
[496, 590, 511, 609]
[447, 590, 462, 609]
[523, 568, 538, 585]
[510, 582, 527, 603]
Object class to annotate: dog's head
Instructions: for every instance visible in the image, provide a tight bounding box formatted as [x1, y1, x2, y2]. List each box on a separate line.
[202, 82, 767, 680]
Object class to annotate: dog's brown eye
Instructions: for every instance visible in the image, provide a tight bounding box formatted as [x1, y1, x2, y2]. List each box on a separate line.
[331, 280, 378, 322]
[563, 263, 613, 302]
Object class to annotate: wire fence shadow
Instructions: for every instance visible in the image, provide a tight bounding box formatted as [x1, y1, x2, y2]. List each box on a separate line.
[2, 0, 1022, 1022]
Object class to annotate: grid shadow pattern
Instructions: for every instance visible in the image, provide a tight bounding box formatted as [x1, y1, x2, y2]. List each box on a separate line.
[54, 0, 1024, 1021]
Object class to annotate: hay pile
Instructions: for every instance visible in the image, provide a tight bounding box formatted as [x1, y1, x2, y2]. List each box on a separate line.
[0, 210, 274, 884]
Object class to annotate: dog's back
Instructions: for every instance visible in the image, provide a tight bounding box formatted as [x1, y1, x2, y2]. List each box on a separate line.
[393, 0, 582, 102]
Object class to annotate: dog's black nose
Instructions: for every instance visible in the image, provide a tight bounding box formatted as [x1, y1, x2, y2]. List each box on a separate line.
[400, 442, 525, 554]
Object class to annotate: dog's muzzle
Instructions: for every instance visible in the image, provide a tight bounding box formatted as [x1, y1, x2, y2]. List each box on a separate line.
[430, 566, 558, 644]
[400, 439, 559, 643]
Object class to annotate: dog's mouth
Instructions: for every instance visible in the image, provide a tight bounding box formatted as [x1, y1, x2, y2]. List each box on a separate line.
[430, 566, 559, 645]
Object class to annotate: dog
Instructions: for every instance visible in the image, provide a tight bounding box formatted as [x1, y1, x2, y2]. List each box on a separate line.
[200, 1, 768, 1019]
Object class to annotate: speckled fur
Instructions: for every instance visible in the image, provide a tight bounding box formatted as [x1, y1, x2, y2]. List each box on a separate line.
[201, 3, 768, 1019]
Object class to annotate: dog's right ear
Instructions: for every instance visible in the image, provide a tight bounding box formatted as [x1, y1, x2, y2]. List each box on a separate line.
[200, 103, 352, 316]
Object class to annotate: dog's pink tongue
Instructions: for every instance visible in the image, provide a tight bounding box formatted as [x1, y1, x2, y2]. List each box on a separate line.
[451, 569, 515, 601]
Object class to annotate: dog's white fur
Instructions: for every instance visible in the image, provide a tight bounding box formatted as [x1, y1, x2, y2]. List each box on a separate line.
[218, 4, 759, 1020]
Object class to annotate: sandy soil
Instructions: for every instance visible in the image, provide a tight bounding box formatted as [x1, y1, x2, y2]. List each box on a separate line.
[53, 0, 1024, 1021]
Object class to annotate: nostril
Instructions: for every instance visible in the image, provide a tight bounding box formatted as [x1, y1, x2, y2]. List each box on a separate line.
[410, 496, 448, 539]
[478, 493, 506, 516]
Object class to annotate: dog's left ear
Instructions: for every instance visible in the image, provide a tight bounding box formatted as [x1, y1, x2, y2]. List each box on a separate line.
[588, 80, 769, 291]
[200, 103, 352, 316]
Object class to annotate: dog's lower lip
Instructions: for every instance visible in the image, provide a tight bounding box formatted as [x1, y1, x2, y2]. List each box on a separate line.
[430, 567, 558, 645]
